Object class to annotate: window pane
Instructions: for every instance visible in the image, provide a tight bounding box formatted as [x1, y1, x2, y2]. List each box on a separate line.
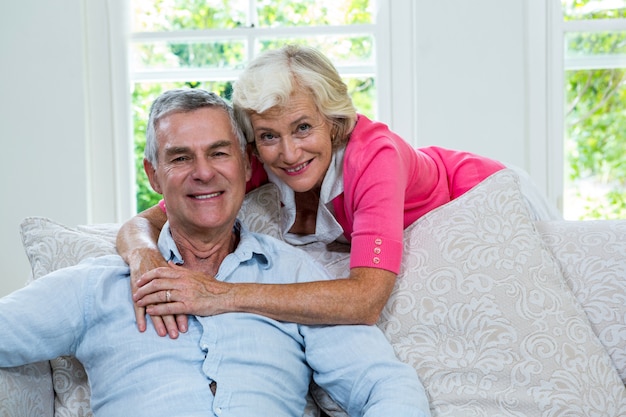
[256, 0, 374, 27]
[564, 67, 626, 220]
[256, 35, 374, 66]
[131, 41, 246, 71]
[133, 0, 248, 31]
[562, 0, 626, 21]
[565, 31, 626, 61]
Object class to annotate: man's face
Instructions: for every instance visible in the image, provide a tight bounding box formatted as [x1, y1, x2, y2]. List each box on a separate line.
[145, 107, 251, 239]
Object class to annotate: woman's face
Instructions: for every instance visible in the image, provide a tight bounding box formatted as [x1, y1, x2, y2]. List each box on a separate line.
[249, 90, 333, 193]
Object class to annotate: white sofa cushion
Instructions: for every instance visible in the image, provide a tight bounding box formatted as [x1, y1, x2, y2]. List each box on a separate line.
[377, 169, 626, 416]
[536, 220, 626, 385]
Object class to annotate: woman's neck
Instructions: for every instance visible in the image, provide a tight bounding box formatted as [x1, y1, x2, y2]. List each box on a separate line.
[289, 187, 321, 235]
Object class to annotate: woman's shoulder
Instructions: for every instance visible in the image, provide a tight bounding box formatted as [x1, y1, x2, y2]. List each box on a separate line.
[347, 115, 412, 151]
[344, 115, 416, 167]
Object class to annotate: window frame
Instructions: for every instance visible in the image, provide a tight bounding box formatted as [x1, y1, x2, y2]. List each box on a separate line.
[91, 0, 399, 218]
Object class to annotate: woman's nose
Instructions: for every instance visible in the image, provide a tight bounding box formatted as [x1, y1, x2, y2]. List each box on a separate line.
[280, 137, 301, 163]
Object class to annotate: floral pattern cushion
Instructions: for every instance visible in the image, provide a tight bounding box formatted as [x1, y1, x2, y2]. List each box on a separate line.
[0, 362, 54, 417]
[376, 169, 626, 416]
[536, 220, 626, 385]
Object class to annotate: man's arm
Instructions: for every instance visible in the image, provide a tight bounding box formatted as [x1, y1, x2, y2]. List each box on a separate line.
[0, 268, 87, 366]
[301, 323, 431, 417]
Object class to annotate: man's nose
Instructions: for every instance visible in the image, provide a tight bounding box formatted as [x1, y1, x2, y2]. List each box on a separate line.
[191, 158, 215, 181]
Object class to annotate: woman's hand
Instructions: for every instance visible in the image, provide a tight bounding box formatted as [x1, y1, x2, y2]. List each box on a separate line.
[133, 262, 233, 318]
[129, 249, 188, 338]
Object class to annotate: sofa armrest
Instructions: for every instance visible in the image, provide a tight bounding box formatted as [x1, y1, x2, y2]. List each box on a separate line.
[0, 361, 54, 417]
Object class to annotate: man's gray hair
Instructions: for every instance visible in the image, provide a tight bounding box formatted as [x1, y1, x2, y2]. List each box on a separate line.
[145, 89, 246, 166]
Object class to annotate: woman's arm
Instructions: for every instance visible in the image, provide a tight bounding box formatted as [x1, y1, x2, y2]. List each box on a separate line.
[225, 267, 396, 325]
[116, 205, 188, 337]
[134, 265, 396, 325]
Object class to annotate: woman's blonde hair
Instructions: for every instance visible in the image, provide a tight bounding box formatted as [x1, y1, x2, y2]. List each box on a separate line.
[232, 44, 357, 149]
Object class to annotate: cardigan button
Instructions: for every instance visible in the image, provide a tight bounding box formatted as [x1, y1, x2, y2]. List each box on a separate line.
[373, 247, 381, 254]
[373, 257, 380, 264]
[374, 238, 382, 245]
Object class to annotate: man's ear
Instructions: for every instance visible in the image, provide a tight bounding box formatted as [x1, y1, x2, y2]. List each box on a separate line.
[246, 142, 260, 160]
[144, 159, 162, 194]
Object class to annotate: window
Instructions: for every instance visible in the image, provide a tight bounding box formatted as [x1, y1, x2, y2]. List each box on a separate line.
[130, 0, 381, 212]
[560, 0, 626, 219]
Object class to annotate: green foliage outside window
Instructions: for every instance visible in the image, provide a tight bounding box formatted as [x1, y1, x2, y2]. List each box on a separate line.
[562, 1, 626, 219]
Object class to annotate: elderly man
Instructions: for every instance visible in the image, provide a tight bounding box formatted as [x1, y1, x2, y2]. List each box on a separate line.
[0, 89, 430, 417]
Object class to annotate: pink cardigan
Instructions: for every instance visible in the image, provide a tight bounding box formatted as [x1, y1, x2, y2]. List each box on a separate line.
[247, 115, 505, 274]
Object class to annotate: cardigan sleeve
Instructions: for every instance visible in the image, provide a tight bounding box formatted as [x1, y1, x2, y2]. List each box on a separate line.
[342, 138, 410, 274]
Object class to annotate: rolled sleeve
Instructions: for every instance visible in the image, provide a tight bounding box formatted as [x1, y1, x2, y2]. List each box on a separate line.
[349, 234, 403, 274]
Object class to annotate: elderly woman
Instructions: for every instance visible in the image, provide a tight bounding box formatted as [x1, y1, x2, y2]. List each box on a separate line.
[117, 44, 505, 338]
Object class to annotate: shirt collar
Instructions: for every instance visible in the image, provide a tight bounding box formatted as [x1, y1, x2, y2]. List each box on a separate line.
[157, 220, 270, 269]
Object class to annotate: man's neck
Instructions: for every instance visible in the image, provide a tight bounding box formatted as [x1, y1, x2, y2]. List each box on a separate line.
[172, 228, 239, 276]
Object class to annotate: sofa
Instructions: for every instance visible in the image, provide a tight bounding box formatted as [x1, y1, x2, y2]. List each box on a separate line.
[1, 169, 625, 416]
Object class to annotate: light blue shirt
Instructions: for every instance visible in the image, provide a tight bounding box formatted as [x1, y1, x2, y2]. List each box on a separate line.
[0, 221, 430, 417]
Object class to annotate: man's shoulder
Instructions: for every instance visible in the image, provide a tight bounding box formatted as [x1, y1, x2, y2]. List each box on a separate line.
[42, 254, 129, 282]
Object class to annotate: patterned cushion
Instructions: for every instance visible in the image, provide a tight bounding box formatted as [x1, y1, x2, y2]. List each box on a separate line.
[0, 362, 54, 417]
[537, 220, 626, 385]
[377, 169, 626, 416]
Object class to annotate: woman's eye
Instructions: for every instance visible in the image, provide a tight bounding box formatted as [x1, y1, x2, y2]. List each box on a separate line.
[258, 132, 276, 142]
[295, 123, 311, 135]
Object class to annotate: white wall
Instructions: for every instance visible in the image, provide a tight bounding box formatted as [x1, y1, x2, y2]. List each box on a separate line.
[0, 0, 90, 296]
[414, 2, 528, 160]
[0, 0, 557, 297]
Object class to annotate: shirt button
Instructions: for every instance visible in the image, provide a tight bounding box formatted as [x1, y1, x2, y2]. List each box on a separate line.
[216, 407, 222, 415]
[374, 238, 382, 245]
[373, 257, 380, 264]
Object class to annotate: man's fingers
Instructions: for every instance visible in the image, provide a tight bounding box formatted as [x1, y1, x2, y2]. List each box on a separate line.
[150, 315, 168, 337]
[162, 315, 180, 339]
[134, 305, 147, 333]
[176, 314, 189, 333]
